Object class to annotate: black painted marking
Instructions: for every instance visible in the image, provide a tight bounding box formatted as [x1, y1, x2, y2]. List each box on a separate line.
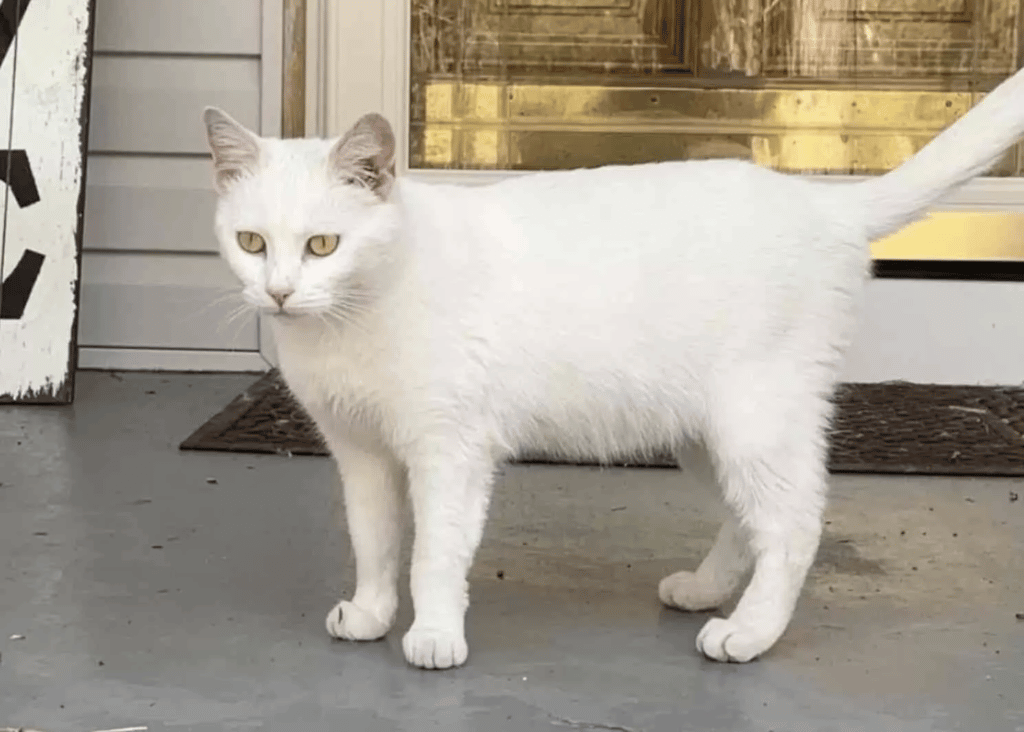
[0, 149, 38, 207]
[0, 0, 33, 66]
[873, 259, 1024, 282]
[0, 247, 43, 319]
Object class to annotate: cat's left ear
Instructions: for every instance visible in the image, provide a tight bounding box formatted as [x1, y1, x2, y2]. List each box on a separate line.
[329, 113, 396, 199]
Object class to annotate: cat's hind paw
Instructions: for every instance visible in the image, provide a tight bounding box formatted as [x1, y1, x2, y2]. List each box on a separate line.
[402, 626, 468, 669]
[325, 600, 392, 641]
[695, 616, 775, 663]
[658, 570, 732, 611]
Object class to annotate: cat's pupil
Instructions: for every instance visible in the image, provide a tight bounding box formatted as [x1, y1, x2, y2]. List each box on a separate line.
[237, 231, 265, 254]
[306, 234, 338, 257]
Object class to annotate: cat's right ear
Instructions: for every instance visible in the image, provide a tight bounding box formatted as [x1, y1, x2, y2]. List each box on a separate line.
[202, 107, 261, 194]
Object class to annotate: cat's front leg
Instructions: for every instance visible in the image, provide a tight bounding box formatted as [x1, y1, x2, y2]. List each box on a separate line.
[402, 441, 495, 669]
[320, 433, 404, 643]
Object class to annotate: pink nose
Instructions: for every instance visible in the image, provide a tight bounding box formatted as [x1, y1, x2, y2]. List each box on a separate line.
[267, 288, 293, 307]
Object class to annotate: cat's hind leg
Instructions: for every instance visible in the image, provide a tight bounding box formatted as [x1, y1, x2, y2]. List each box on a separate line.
[659, 516, 751, 611]
[320, 433, 404, 643]
[695, 377, 830, 663]
[659, 444, 752, 611]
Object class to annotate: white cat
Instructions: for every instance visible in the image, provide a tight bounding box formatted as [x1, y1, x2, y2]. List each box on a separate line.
[203, 65, 1024, 669]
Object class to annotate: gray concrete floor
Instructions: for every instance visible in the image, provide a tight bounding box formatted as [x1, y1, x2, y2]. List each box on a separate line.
[1, 371, 1023, 731]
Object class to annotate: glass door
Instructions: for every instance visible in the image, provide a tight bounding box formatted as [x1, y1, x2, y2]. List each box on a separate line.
[408, 0, 1024, 265]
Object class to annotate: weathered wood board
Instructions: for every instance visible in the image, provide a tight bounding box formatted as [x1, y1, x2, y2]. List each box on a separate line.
[0, 0, 96, 403]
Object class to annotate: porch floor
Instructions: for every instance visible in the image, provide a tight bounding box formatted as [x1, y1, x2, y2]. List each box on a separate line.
[2, 372, 1022, 731]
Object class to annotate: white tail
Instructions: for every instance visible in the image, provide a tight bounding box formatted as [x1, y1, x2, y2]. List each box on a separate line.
[854, 66, 1024, 241]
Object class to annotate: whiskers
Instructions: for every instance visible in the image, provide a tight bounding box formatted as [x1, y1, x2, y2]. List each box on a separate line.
[322, 288, 377, 338]
[203, 286, 245, 311]
[196, 286, 260, 343]
[223, 300, 257, 328]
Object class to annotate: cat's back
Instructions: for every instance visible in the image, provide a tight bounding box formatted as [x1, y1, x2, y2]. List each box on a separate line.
[480, 158, 843, 258]
[455, 158, 858, 294]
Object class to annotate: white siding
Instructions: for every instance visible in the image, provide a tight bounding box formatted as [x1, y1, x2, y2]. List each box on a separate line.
[84, 157, 219, 254]
[87, 56, 261, 154]
[79, 253, 257, 349]
[93, 0, 262, 55]
[79, 0, 278, 371]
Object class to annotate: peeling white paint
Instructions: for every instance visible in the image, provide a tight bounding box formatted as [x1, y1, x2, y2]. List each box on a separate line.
[0, 0, 92, 400]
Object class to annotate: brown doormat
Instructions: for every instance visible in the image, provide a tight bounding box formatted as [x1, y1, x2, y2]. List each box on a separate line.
[179, 370, 1024, 476]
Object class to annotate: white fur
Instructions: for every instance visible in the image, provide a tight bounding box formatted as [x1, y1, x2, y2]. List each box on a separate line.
[202, 67, 1024, 668]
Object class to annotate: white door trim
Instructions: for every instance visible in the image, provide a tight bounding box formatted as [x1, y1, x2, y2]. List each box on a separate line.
[306, 0, 409, 147]
[79, 347, 270, 373]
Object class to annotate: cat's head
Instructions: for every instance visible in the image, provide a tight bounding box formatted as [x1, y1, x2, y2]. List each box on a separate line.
[202, 107, 400, 318]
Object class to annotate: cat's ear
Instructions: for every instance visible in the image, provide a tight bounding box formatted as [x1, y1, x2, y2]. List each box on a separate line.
[329, 113, 396, 198]
[202, 107, 262, 194]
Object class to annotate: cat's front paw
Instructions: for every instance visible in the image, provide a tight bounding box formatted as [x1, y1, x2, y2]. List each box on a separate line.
[695, 616, 775, 663]
[402, 625, 468, 669]
[325, 600, 393, 641]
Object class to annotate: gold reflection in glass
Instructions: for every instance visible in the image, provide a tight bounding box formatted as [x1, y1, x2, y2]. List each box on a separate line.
[871, 212, 1024, 261]
[410, 0, 1021, 173]
[410, 0, 1024, 260]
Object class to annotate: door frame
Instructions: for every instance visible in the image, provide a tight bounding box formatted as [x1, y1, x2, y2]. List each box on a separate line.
[296, 0, 1024, 385]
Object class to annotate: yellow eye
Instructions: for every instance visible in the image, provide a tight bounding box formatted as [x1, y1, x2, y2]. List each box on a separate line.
[307, 234, 340, 257]
[236, 231, 266, 254]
